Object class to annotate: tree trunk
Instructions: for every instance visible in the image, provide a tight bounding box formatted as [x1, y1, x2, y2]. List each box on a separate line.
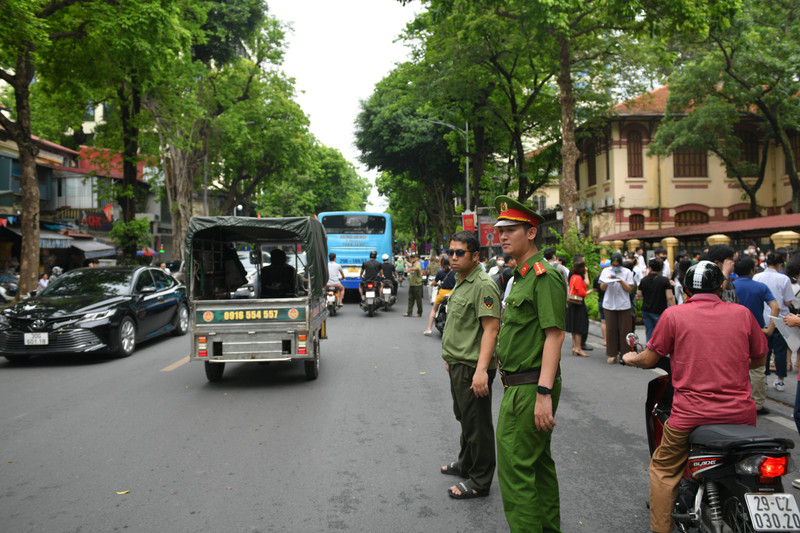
[12, 49, 39, 295]
[118, 80, 142, 260]
[556, 33, 579, 237]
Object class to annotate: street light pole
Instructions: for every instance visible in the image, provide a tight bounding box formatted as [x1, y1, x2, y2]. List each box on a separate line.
[422, 118, 470, 212]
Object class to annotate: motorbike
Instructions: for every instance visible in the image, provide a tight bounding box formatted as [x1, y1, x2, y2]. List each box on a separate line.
[625, 333, 800, 533]
[359, 280, 382, 317]
[0, 274, 19, 303]
[325, 284, 342, 316]
[381, 279, 396, 310]
[434, 294, 448, 334]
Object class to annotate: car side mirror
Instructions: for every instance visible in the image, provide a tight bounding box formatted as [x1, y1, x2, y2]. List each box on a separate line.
[139, 286, 156, 295]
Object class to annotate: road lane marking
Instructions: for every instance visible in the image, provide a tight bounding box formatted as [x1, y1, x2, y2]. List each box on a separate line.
[765, 414, 797, 431]
[161, 356, 190, 372]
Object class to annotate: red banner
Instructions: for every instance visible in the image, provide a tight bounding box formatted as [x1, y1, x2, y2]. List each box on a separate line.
[462, 213, 476, 233]
[479, 219, 499, 248]
[103, 204, 113, 222]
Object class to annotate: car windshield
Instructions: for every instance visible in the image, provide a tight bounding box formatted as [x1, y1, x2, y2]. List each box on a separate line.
[39, 269, 134, 297]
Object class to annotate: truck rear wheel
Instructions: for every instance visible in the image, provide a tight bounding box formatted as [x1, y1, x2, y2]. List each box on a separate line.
[304, 337, 320, 380]
[205, 361, 225, 382]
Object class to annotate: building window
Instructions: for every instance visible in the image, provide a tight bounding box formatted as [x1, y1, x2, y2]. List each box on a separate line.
[728, 210, 750, 221]
[627, 130, 643, 178]
[629, 214, 645, 231]
[585, 140, 597, 186]
[736, 131, 759, 177]
[674, 210, 708, 226]
[673, 149, 707, 178]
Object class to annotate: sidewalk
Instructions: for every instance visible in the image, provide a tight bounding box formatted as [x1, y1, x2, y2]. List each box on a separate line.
[586, 320, 798, 410]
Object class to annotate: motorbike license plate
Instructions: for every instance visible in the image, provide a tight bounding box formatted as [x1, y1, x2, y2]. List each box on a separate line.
[24, 332, 49, 346]
[326, 295, 335, 303]
[745, 493, 800, 531]
[382, 288, 392, 295]
[366, 291, 376, 298]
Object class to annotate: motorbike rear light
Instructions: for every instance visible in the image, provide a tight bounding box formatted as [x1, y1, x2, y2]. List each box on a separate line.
[736, 455, 789, 477]
[760, 456, 788, 478]
[198, 336, 208, 357]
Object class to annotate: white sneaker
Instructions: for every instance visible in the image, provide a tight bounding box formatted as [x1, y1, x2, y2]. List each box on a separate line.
[793, 478, 800, 490]
[774, 380, 786, 392]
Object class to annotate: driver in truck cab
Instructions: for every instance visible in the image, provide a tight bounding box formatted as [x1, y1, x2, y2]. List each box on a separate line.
[261, 248, 297, 298]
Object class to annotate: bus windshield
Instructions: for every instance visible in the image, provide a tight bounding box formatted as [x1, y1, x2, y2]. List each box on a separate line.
[320, 214, 386, 235]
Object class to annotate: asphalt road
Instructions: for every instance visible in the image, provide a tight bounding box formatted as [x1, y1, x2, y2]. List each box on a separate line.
[2, 287, 800, 532]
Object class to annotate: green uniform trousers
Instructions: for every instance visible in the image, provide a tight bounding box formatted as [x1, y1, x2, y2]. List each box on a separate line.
[407, 285, 423, 315]
[448, 363, 497, 493]
[496, 377, 562, 533]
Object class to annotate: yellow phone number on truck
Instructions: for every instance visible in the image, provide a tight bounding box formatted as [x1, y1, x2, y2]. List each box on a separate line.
[223, 310, 280, 321]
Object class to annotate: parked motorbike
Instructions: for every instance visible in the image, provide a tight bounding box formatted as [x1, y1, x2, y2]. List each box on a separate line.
[359, 280, 382, 317]
[0, 274, 19, 303]
[381, 279, 396, 310]
[625, 333, 800, 532]
[325, 284, 341, 316]
[434, 294, 448, 334]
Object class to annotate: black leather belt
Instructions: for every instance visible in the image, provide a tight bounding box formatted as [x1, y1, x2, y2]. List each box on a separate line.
[499, 365, 561, 389]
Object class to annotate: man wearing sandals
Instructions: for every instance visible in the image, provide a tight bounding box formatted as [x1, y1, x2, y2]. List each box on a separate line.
[440, 231, 501, 499]
[494, 195, 566, 532]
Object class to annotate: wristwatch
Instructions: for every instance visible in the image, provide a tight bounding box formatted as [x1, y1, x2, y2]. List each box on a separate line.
[537, 385, 552, 395]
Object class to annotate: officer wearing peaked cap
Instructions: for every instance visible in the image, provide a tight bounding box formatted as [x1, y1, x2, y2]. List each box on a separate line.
[493, 195, 567, 532]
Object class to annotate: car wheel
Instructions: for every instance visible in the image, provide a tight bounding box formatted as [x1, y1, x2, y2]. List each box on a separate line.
[304, 336, 320, 381]
[205, 361, 225, 382]
[114, 316, 136, 358]
[5, 355, 30, 364]
[172, 303, 189, 336]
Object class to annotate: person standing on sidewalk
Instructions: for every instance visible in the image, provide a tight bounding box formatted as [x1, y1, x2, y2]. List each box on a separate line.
[733, 256, 779, 415]
[404, 253, 423, 317]
[638, 258, 675, 342]
[754, 252, 794, 392]
[493, 195, 566, 532]
[439, 231, 501, 499]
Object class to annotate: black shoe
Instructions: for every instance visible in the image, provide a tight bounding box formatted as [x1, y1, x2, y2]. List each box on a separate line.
[581, 345, 594, 351]
[756, 407, 771, 415]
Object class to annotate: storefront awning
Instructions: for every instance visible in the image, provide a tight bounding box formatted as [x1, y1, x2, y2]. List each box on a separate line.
[70, 239, 117, 259]
[6, 228, 74, 249]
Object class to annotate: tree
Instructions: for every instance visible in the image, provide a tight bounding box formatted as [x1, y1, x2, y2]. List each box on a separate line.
[0, 0, 89, 294]
[40, 0, 200, 260]
[654, 0, 800, 214]
[355, 64, 462, 247]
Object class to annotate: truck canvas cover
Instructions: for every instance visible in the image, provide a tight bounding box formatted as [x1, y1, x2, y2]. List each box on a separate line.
[184, 216, 329, 299]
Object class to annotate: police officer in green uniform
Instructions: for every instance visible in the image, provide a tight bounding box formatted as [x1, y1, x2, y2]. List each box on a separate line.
[439, 231, 501, 499]
[494, 195, 567, 532]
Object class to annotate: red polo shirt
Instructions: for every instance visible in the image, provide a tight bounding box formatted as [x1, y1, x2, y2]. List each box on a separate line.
[646, 293, 768, 431]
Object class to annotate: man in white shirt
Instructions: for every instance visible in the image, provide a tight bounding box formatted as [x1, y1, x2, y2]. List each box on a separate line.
[543, 248, 569, 284]
[653, 247, 671, 279]
[754, 251, 794, 391]
[327, 253, 346, 306]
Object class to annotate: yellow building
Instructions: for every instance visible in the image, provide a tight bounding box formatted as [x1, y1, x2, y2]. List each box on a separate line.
[574, 86, 794, 247]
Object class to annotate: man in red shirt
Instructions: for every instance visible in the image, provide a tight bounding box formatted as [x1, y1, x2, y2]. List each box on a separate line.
[622, 261, 767, 533]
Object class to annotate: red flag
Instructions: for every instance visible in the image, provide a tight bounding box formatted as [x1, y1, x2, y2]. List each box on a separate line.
[103, 204, 113, 222]
[257, 213, 261, 219]
[0, 218, 6, 227]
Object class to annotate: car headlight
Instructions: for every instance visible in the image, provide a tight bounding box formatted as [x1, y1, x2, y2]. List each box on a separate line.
[77, 309, 116, 323]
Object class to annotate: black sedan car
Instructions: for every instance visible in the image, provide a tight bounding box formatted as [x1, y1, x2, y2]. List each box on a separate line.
[0, 266, 188, 362]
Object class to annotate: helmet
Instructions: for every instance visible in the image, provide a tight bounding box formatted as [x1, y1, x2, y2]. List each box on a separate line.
[369, 250, 377, 259]
[382, 253, 389, 261]
[684, 260, 725, 294]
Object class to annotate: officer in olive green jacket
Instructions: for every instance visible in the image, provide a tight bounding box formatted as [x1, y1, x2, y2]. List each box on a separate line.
[440, 230, 501, 500]
[494, 195, 567, 532]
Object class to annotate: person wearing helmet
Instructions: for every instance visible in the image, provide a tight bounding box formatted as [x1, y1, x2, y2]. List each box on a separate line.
[380, 253, 398, 294]
[326, 253, 346, 306]
[622, 261, 768, 533]
[359, 250, 383, 300]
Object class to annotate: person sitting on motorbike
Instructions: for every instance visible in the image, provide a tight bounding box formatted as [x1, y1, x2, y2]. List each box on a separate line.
[423, 256, 456, 335]
[622, 261, 768, 533]
[261, 248, 297, 298]
[380, 253, 398, 295]
[326, 252, 346, 306]
[359, 250, 383, 300]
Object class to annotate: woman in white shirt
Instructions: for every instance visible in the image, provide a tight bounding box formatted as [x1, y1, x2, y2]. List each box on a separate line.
[599, 253, 635, 364]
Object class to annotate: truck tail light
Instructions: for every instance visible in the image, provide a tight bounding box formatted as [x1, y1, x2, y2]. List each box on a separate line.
[198, 336, 208, 357]
[298, 333, 307, 355]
